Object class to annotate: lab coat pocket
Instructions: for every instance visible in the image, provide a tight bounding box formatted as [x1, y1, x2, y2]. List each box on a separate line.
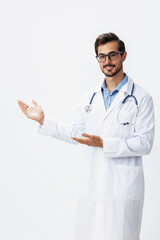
[117, 110, 137, 137]
[118, 110, 137, 126]
[113, 165, 144, 200]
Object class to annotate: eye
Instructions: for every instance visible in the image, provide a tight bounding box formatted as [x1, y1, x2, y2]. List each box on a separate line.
[109, 52, 117, 57]
[98, 55, 105, 60]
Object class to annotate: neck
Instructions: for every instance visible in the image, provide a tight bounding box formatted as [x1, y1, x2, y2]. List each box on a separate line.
[105, 71, 125, 93]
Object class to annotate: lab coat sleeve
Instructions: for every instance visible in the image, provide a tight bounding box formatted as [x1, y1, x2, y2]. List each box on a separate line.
[103, 94, 155, 158]
[37, 104, 85, 145]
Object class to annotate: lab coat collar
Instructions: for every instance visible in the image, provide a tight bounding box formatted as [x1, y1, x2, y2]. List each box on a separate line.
[124, 76, 134, 96]
[93, 76, 134, 118]
[95, 75, 133, 96]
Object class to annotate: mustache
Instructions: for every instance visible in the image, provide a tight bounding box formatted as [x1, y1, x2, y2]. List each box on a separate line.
[103, 64, 115, 68]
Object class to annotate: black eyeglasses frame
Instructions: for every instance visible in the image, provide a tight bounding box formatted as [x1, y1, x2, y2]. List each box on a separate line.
[96, 51, 124, 62]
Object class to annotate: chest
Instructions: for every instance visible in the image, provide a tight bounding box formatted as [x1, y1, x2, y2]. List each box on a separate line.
[83, 92, 138, 138]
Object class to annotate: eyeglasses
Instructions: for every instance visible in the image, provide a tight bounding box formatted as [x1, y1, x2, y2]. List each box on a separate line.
[96, 51, 124, 62]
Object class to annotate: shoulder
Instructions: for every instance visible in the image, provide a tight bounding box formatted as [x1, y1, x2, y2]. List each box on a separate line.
[132, 81, 153, 108]
[81, 83, 102, 102]
[134, 83, 151, 98]
[127, 75, 152, 101]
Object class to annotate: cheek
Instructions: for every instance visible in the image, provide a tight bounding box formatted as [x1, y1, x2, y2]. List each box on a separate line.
[115, 60, 122, 68]
[99, 64, 104, 70]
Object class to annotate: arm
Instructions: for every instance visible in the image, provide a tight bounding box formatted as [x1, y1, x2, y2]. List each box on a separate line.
[17, 99, 85, 145]
[37, 105, 86, 144]
[103, 94, 155, 158]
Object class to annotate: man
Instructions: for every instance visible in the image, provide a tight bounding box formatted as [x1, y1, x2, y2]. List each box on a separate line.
[17, 32, 155, 240]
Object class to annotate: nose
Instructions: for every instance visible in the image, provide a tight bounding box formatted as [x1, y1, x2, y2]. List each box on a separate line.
[104, 55, 112, 65]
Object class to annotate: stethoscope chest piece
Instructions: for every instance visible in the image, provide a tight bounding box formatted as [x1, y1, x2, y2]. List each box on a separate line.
[85, 92, 97, 113]
[85, 104, 92, 113]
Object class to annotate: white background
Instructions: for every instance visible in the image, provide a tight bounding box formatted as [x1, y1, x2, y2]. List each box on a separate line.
[0, 0, 160, 239]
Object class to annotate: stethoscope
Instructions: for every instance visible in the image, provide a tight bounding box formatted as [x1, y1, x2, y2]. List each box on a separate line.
[85, 83, 139, 125]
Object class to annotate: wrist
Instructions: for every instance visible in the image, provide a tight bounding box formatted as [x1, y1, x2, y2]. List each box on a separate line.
[100, 139, 103, 148]
[39, 113, 45, 125]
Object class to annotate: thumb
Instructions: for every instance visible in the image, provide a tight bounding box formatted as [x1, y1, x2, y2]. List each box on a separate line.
[32, 99, 38, 107]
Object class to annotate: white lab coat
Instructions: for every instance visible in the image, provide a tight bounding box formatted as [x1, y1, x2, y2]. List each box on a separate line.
[38, 77, 155, 240]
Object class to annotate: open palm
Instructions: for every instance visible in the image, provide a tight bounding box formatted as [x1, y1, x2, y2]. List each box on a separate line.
[17, 99, 44, 123]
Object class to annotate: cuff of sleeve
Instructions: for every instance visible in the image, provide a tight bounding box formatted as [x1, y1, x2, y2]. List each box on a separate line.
[103, 138, 128, 158]
[37, 116, 56, 136]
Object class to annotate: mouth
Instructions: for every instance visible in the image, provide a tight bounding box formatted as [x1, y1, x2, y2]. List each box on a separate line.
[104, 65, 115, 71]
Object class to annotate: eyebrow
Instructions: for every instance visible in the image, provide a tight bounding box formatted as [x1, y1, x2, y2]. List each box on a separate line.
[98, 51, 117, 55]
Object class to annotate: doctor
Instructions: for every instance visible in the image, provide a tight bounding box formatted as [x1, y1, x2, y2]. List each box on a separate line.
[17, 32, 155, 240]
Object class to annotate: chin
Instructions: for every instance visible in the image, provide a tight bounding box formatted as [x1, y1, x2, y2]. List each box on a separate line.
[105, 72, 116, 77]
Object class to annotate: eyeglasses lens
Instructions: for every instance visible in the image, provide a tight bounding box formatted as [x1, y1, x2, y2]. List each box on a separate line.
[109, 53, 118, 61]
[97, 52, 118, 62]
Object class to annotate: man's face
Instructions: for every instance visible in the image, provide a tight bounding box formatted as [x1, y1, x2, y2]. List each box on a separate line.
[97, 41, 127, 77]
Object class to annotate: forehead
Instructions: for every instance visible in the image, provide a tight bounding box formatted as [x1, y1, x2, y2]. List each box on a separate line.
[97, 41, 119, 55]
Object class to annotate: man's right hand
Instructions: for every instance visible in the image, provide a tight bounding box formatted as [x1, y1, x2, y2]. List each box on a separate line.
[17, 100, 45, 125]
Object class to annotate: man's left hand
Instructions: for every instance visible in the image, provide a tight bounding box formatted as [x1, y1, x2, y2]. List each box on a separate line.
[71, 133, 103, 148]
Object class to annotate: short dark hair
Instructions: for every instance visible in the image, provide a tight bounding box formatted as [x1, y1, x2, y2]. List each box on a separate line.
[94, 32, 125, 56]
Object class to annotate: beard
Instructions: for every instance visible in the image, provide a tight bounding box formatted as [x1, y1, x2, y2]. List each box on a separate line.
[102, 62, 123, 77]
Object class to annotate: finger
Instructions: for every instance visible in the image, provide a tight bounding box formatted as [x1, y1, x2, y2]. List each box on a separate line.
[17, 100, 23, 107]
[17, 100, 29, 108]
[32, 99, 38, 107]
[71, 137, 84, 141]
[82, 133, 92, 138]
[82, 133, 100, 140]
[17, 101, 27, 109]
[19, 105, 27, 114]
[71, 137, 89, 145]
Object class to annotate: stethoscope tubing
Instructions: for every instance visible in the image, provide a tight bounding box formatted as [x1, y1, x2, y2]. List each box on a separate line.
[85, 83, 139, 124]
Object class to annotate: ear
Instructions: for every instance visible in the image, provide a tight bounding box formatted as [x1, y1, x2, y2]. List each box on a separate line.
[122, 51, 127, 62]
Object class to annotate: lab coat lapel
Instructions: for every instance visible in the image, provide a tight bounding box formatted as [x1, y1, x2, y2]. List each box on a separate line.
[104, 77, 133, 119]
[90, 82, 106, 115]
[94, 90, 106, 114]
[91, 77, 134, 119]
